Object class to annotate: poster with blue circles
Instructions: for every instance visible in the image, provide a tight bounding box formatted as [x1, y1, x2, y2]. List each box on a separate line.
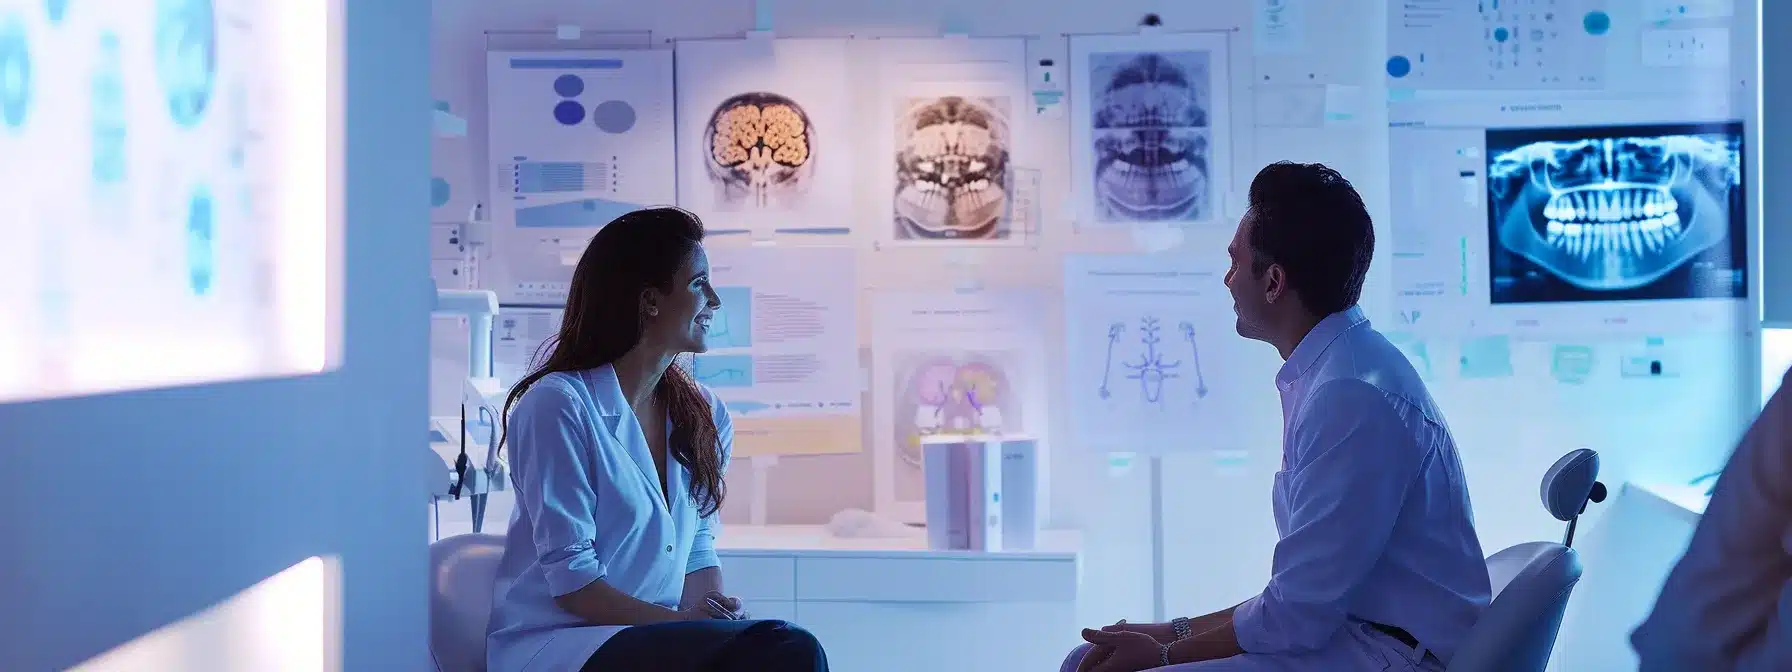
[1385, 1, 1609, 89]
[0, 0, 334, 402]
[484, 49, 676, 304]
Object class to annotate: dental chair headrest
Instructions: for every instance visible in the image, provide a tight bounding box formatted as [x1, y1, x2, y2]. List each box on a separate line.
[1541, 448, 1602, 522]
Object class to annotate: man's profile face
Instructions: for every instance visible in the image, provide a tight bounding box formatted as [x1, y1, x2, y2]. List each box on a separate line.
[1225, 210, 1273, 342]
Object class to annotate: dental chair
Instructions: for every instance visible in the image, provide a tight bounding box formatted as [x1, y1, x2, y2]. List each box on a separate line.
[1447, 449, 1605, 672]
[428, 533, 505, 672]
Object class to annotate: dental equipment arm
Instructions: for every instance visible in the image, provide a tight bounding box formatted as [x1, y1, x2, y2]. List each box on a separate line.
[429, 284, 510, 534]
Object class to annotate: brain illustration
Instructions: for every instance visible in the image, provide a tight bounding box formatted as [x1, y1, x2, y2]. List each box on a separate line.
[703, 92, 815, 209]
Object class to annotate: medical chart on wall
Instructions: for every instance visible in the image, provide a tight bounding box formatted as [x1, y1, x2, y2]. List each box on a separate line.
[492, 305, 564, 387]
[872, 38, 1029, 246]
[869, 289, 1049, 521]
[703, 245, 861, 457]
[1387, 95, 1750, 338]
[1385, 0, 1610, 89]
[1068, 32, 1232, 229]
[486, 50, 676, 304]
[0, 0, 333, 402]
[1063, 254, 1258, 453]
[674, 38, 854, 239]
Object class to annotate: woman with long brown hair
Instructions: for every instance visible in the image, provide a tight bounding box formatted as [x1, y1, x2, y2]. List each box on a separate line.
[484, 207, 828, 671]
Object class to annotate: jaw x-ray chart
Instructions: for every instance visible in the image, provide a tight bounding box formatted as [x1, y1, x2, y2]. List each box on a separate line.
[485, 50, 676, 304]
[0, 0, 334, 402]
[1069, 32, 1232, 228]
[1485, 121, 1746, 304]
[870, 289, 1048, 522]
[1064, 254, 1250, 453]
[873, 38, 1029, 245]
[675, 38, 853, 239]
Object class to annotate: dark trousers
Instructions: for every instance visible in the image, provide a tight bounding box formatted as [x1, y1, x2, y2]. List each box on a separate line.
[580, 619, 828, 672]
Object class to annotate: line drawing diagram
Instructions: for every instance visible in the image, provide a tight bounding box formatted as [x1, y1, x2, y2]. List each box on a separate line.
[1098, 316, 1209, 405]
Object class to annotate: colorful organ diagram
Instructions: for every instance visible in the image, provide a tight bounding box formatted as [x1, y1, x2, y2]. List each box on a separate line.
[892, 354, 1017, 468]
[1096, 316, 1208, 406]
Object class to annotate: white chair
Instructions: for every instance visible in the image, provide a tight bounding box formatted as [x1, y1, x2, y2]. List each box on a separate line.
[1448, 449, 1606, 672]
[429, 533, 505, 672]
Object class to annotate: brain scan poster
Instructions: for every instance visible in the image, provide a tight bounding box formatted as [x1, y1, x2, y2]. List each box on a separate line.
[675, 38, 853, 238]
[872, 38, 1029, 245]
[1069, 32, 1233, 229]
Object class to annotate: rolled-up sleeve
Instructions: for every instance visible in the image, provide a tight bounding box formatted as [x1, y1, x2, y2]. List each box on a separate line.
[510, 379, 607, 596]
[1234, 379, 1426, 654]
[685, 397, 734, 574]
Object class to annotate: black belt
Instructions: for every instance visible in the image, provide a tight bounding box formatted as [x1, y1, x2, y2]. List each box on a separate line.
[1367, 621, 1419, 650]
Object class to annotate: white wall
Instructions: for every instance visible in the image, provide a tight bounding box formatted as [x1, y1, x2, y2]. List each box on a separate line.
[0, 1, 434, 669]
[431, 1, 1760, 666]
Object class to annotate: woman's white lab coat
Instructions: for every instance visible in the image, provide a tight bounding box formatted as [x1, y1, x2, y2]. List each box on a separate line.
[485, 365, 732, 672]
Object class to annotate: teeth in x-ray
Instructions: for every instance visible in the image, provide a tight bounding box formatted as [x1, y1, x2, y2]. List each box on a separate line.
[1543, 211, 1684, 259]
[1487, 131, 1739, 292]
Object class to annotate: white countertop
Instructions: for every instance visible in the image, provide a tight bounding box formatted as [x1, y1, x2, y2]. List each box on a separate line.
[1626, 481, 1710, 523]
[716, 524, 1081, 560]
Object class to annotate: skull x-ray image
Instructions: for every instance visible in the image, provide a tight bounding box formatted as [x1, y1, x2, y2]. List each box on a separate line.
[1088, 51, 1211, 223]
[703, 92, 816, 210]
[1486, 122, 1746, 303]
[892, 96, 1011, 240]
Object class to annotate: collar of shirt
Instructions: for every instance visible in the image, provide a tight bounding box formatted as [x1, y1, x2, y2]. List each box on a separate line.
[1274, 305, 1369, 393]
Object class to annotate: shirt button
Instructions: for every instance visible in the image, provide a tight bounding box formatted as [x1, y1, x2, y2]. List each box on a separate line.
[665, 544, 674, 553]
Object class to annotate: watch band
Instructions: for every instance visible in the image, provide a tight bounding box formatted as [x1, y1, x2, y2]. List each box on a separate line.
[1171, 616, 1195, 641]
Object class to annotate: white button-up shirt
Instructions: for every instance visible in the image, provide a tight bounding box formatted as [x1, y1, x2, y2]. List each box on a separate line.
[1232, 306, 1491, 665]
[486, 365, 731, 672]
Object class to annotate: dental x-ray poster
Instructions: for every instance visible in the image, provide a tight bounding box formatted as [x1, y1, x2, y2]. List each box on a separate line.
[1063, 254, 1270, 454]
[1069, 32, 1233, 228]
[486, 50, 677, 304]
[872, 38, 1029, 245]
[675, 38, 854, 238]
[870, 289, 1049, 522]
[701, 245, 861, 457]
[1485, 121, 1746, 305]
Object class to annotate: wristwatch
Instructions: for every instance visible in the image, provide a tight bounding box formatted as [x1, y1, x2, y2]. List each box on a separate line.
[1171, 616, 1195, 641]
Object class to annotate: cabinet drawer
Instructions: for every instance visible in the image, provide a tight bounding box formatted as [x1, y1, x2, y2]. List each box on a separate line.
[795, 555, 1077, 603]
[720, 553, 796, 601]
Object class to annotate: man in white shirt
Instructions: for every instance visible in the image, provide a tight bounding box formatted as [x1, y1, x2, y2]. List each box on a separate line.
[1631, 367, 1792, 670]
[1064, 162, 1491, 671]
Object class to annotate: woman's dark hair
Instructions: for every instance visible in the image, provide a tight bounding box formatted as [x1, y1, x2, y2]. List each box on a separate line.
[500, 207, 726, 517]
[1245, 161, 1375, 316]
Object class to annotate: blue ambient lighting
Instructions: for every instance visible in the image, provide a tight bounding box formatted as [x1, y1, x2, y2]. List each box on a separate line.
[155, 0, 217, 127]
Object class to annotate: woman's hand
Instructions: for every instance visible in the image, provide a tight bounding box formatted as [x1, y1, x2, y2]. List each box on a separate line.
[675, 601, 736, 621]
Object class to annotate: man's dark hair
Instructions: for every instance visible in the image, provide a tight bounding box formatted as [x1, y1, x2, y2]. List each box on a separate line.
[1245, 161, 1374, 316]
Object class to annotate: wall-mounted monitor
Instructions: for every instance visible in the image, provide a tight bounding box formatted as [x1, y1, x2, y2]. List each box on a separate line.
[0, 0, 341, 401]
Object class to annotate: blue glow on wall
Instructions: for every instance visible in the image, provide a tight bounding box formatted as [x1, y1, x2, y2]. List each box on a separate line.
[186, 186, 215, 296]
[0, 15, 31, 130]
[155, 0, 217, 127]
